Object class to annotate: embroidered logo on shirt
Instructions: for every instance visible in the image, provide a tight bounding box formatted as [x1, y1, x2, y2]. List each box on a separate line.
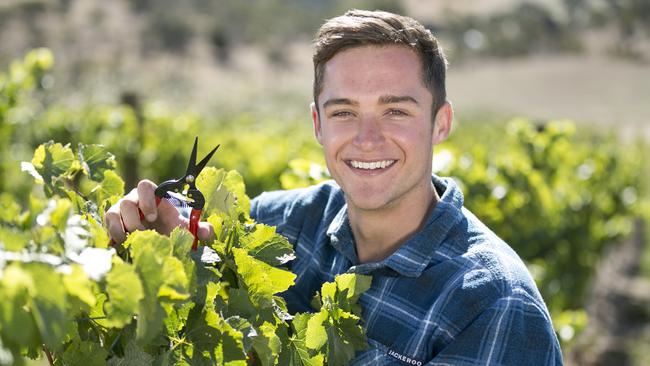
[387, 349, 424, 366]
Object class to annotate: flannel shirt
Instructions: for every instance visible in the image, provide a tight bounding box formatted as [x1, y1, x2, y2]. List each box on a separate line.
[250, 175, 563, 365]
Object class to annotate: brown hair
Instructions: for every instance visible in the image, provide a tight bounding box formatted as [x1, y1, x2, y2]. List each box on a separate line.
[313, 9, 448, 118]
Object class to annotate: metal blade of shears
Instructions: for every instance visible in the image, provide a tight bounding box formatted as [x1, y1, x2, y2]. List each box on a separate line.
[185, 137, 200, 179]
[193, 144, 220, 177]
[185, 137, 220, 180]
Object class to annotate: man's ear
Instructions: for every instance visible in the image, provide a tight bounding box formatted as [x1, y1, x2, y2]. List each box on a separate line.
[432, 101, 453, 145]
[311, 102, 323, 145]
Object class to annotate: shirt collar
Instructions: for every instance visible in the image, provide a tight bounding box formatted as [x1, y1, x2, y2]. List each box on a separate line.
[326, 175, 465, 277]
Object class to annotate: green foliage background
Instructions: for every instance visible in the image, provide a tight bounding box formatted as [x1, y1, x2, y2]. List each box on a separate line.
[1, 47, 649, 364]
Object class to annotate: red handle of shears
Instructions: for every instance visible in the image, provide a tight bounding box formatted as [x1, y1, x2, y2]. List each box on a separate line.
[188, 209, 202, 251]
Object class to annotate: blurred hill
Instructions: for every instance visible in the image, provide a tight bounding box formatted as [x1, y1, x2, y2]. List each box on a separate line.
[0, 0, 648, 136]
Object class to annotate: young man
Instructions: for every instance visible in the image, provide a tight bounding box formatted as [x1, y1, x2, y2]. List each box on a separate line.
[107, 10, 563, 365]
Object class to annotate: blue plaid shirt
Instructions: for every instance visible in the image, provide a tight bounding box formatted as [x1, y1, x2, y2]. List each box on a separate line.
[250, 176, 563, 365]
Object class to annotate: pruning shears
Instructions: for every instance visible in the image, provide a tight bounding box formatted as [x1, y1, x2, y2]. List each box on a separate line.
[139, 137, 219, 250]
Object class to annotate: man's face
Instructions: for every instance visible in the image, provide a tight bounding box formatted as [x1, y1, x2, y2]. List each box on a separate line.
[312, 45, 450, 213]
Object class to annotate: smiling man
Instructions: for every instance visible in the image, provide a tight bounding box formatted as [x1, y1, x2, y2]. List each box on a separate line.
[107, 9, 563, 365]
[312, 44, 450, 264]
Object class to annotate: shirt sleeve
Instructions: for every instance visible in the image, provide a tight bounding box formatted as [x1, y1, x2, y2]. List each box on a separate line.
[426, 291, 563, 366]
[249, 190, 296, 230]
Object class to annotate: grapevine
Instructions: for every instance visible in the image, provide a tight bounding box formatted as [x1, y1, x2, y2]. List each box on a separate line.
[0, 141, 370, 365]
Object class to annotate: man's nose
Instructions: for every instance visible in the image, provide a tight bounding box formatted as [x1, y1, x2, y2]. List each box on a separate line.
[353, 116, 385, 151]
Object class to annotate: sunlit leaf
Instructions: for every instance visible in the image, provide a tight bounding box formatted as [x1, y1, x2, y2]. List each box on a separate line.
[232, 247, 295, 308]
[77, 144, 117, 182]
[104, 257, 144, 328]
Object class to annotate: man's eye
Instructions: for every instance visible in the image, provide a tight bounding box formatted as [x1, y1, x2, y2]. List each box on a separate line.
[387, 109, 408, 116]
[331, 111, 353, 118]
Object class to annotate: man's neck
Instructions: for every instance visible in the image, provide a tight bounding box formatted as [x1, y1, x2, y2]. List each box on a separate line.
[348, 182, 440, 263]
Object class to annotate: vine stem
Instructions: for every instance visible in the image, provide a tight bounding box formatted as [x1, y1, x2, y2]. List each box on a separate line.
[43, 344, 54, 366]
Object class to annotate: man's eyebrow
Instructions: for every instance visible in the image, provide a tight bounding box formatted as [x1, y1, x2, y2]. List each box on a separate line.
[322, 98, 358, 109]
[378, 95, 419, 105]
[323, 98, 359, 109]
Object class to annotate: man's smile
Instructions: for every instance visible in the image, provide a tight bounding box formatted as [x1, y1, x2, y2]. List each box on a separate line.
[346, 159, 396, 170]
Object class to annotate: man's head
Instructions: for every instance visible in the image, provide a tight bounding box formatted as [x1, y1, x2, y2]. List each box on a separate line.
[313, 9, 448, 119]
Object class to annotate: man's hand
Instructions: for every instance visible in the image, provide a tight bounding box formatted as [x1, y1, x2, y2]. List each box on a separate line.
[105, 179, 214, 244]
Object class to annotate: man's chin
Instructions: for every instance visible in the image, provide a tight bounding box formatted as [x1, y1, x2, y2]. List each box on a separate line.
[344, 193, 392, 213]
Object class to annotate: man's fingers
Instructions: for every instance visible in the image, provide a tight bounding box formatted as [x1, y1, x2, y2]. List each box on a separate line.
[119, 191, 146, 233]
[104, 180, 215, 247]
[105, 206, 127, 244]
[197, 221, 215, 242]
[137, 180, 159, 222]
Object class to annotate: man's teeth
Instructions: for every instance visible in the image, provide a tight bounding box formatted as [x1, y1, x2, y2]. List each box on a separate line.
[350, 160, 395, 170]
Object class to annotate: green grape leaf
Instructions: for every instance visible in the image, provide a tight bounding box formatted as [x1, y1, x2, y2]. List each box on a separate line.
[126, 230, 190, 342]
[163, 302, 191, 336]
[85, 213, 110, 249]
[305, 274, 370, 364]
[78, 144, 116, 182]
[206, 213, 225, 240]
[170, 227, 194, 258]
[63, 188, 91, 216]
[91, 170, 125, 205]
[158, 256, 190, 301]
[0, 263, 40, 349]
[197, 168, 237, 217]
[335, 273, 372, 301]
[62, 264, 96, 308]
[218, 314, 247, 365]
[332, 273, 372, 312]
[317, 273, 372, 314]
[0, 193, 22, 225]
[28, 263, 74, 349]
[170, 228, 196, 285]
[185, 305, 221, 365]
[318, 282, 337, 308]
[185, 305, 246, 366]
[282, 313, 324, 366]
[324, 320, 358, 366]
[193, 265, 221, 307]
[232, 247, 296, 308]
[133, 247, 166, 343]
[0, 227, 30, 251]
[305, 353, 325, 366]
[49, 198, 72, 231]
[30, 142, 80, 195]
[305, 308, 365, 366]
[240, 224, 295, 267]
[223, 170, 250, 217]
[104, 257, 144, 328]
[89, 293, 109, 328]
[127, 230, 171, 257]
[61, 340, 108, 366]
[224, 316, 254, 353]
[110, 339, 154, 366]
[222, 288, 256, 320]
[124, 232, 171, 342]
[250, 322, 281, 366]
[305, 310, 328, 351]
[333, 311, 367, 352]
